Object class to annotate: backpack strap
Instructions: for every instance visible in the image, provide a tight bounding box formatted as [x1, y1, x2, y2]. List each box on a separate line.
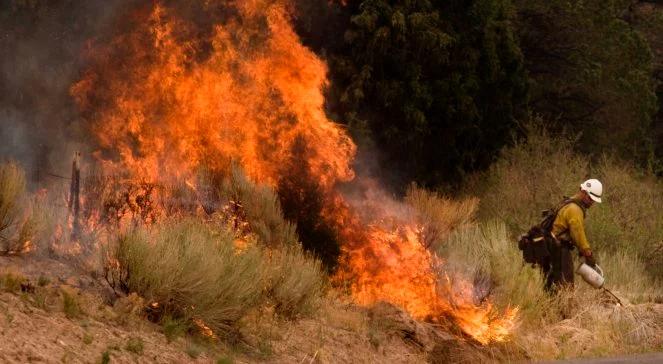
[539, 196, 585, 231]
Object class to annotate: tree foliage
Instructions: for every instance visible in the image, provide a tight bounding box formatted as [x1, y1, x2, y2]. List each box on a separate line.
[513, 0, 659, 170]
[323, 0, 528, 188]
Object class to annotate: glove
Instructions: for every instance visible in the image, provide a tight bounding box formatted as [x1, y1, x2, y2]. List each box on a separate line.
[582, 249, 597, 267]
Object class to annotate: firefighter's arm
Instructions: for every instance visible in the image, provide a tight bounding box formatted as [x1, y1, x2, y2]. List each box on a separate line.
[567, 205, 591, 253]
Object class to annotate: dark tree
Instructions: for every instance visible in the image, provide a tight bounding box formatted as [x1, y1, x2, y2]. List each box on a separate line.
[297, 0, 528, 189]
[513, 0, 659, 169]
[277, 136, 341, 271]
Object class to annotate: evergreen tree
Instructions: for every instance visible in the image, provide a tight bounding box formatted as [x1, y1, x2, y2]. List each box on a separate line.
[513, 0, 658, 169]
[304, 0, 528, 188]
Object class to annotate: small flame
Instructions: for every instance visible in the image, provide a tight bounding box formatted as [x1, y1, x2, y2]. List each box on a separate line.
[193, 318, 217, 339]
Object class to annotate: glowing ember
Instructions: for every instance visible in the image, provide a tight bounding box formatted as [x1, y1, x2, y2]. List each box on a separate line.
[70, 0, 517, 343]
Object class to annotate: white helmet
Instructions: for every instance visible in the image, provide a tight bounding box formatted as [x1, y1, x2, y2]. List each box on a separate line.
[580, 179, 603, 203]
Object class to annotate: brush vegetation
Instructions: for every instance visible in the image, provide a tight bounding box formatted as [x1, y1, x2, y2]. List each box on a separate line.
[470, 124, 663, 294]
[105, 170, 325, 336]
[107, 218, 325, 334]
[425, 124, 663, 359]
[0, 162, 44, 254]
[217, 167, 299, 248]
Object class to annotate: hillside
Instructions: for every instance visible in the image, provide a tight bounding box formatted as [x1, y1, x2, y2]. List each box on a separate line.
[1, 1, 663, 363]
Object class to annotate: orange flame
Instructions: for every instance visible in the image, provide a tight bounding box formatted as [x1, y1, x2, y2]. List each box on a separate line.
[71, 1, 354, 189]
[71, 0, 516, 344]
[330, 196, 518, 344]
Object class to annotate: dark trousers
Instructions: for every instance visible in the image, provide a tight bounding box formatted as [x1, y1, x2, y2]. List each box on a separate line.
[543, 242, 574, 291]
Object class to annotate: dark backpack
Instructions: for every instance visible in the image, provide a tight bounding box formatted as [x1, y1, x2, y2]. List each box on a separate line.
[518, 198, 575, 266]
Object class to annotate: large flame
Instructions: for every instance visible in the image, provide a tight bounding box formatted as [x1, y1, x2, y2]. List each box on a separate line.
[71, 0, 516, 344]
[330, 193, 518, 344]
[72, 1, 354, 189]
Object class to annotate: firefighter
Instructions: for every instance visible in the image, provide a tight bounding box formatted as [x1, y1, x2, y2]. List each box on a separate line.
[545, 179, 603, 290]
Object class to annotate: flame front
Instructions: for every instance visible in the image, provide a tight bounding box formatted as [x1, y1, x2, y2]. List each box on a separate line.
[332, 199, 518, 345]
[72, 1, 355, 189]
[71, 0, 516, 344]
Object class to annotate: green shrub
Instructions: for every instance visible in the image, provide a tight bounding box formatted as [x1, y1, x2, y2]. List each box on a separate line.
[83, 333, 94, 345]
[469, 123, 663, 297]
[125, 337, 144, 355]
[161, 315, 189, 342]
[217, 356, 234, 364]
[186, 342, 203, 359]
[267, 245, 325, 317]
[588, 159, 663, 279]
[0, 272, 25, 293]
[218, 167, 298, 248]
[62, 290, 82, 319]
[99, 350, 110, 364]
[109, 219, 265, 333]
[468, 123, 588, 233]
[37, 275, 50, 287]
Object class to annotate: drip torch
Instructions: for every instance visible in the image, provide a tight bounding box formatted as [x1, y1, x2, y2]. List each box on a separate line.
[576, 263, 623, 306]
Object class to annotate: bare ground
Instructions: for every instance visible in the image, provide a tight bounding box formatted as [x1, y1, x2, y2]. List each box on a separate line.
[0, 254, 660, 363]
[0, 255, 439, 363]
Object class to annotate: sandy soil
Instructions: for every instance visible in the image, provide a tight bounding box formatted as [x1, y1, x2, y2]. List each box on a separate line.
[0, 254, 434, 363]
[0, 254, 658, 364]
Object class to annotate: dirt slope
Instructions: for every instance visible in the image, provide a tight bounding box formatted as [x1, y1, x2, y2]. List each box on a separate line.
[1, 254, 658, 363]
[0, 255, 436, 363]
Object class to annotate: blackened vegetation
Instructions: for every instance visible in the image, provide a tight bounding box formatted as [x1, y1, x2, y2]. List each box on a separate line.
[278, 136, 341, 271]
[82, 173, 160, 227]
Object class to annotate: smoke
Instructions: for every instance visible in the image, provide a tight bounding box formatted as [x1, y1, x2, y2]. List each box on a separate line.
[0, 1, 128, 182]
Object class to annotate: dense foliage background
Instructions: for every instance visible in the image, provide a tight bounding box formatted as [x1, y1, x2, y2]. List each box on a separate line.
[295, 0, 663, 188]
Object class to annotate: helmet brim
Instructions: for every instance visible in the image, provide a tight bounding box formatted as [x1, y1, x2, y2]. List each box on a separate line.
[589, 194, 602, 203]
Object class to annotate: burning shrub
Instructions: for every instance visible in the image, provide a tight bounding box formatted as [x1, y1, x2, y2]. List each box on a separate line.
[439, 221, 663, 359]
[458, 124, 663, 358]
[217, 167, 298, 248]
[266, 244, 326, 317]
[439, 221, 551, 322]
[107, 219, 264, 333]
[105, 216, 326, 335]
[0, 162, 26, 238]
[405, 185, 478, 250]
[0, 161, 39, 254]
[278, 136, 342, 271]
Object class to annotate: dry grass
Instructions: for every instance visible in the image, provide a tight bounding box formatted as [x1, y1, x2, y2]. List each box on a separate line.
[439, 221, 663, 360]
[0, 162, 26, 236]
[266, 244, 326, 317]
[449, 124, 663, 359]
[217, 167, 299, 248]
[107, 219, 265, 333]
[0, 161, 36, 254]
[468, 123, 663, 295]
[405, 185, 478, 250]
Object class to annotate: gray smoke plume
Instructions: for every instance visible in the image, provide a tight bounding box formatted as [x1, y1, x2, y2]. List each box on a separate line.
[0, 1, 128, 184]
